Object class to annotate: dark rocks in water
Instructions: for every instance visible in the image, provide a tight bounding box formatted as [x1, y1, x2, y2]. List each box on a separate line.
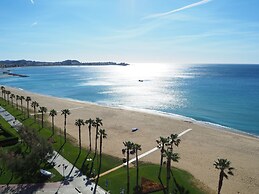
[2, 71, 28, 77]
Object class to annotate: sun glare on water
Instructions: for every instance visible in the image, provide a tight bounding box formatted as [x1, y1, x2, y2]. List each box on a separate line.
[101, 63, 187, 110]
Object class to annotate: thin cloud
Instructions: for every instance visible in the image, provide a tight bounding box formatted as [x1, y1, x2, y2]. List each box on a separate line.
[31, 21, 38, 26]
[144, 0, 212, 19]
[30, 0, 34, 4]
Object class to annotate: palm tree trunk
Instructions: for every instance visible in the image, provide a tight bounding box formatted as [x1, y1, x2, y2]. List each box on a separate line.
[33, 107, 36, 121]
[127, 149, 130, 194]
[64, 115, 67, 141]
[21, 101, 23, 113]
[158, 145, 166, 194]
[136, 149, 140, 193]
[94, 127, 98, 155]
[41, 113, 44, 128]
[92, 126, 99, 163]
[94, 135, 103, 193]
[166, 157, 171, 194]
[79, 126, 81, 151]
[27, 102, 29, 118]
[52, 116, 54, 135]
[218, 171, 224, 194]
[89, 126, 92, 152]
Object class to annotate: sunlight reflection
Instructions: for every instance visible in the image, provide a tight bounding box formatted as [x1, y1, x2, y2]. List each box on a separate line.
[94, 63, 188, 109]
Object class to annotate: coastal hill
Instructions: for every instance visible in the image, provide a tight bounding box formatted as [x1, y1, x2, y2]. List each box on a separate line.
[0, 60, 129, 68]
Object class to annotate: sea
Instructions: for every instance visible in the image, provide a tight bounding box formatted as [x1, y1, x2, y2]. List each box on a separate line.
[1, 63, 259, 136]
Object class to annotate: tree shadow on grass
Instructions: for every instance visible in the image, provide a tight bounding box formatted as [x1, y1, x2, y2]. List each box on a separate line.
[49, 140, 66, 167]
[88, 151, 99, 179]
[48, 132, 55, 140]
[66, 149, 82, 178]
[172, 176, 190, 194]
[7, 172, 14, 186]
[80, 150, 92, 174]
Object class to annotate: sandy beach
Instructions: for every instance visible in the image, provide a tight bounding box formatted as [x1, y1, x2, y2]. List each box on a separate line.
[4, 86, 259, 194]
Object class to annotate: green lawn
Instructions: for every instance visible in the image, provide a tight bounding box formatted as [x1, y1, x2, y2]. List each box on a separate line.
[99, 163, 205, 194]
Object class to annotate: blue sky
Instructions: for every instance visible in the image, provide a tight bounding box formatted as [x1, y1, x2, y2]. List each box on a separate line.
[0, 0, 259, 64]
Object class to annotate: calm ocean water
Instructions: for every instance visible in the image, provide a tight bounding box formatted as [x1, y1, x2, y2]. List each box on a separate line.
[1, 64, 259, 136]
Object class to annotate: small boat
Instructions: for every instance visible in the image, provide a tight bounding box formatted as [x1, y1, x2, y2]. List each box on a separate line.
[138, 80, 144, 82]
[132, 128, 139, 132]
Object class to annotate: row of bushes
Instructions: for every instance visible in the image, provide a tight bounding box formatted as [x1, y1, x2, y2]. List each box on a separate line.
[0, 136, 18, 147]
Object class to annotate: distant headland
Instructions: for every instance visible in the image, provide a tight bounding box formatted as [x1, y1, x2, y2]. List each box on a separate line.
[0, 60, 129, 68]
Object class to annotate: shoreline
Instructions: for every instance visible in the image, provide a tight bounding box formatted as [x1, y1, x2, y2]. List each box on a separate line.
[21, 87, 259, 140]
[2, 86, 259, 194]
[4, 85, 259, 139]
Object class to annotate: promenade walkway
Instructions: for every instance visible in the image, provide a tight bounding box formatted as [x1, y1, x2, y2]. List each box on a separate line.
[0, 106, 106, 194]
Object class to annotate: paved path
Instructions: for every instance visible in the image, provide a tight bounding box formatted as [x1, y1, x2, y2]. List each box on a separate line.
[0, 106, 107, 194]
[49, 151, 107, 194]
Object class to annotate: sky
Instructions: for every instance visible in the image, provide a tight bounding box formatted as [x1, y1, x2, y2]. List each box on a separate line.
[0, 0, 259, 64]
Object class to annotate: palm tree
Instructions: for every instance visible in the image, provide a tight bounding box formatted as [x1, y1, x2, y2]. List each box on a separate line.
[156, 136, 169, 193]
[122, 141, 134, 194]
[92, 117, 103, 159]
[2, 90, 6, 101]
[61, 109, 71, 142]
[31, 101, 39, 121]
[49, 109, 57, 135]
[1, 86, 5, 99]
[20, 95, 25, 113]
[3, 90, 7, 101]
[214, 158, 234, 194]
[133, 143, 142, 194]
[25, 96, 31, 118]
[164, 149, 180, 194]
[169, 134, 181, 150]
[38, 106, 47, 128]
[5, 91, 11, 104]
[93, 128, 107, 194]
[16, 95, 20, 109]
[10, 94, 15, 107]
[75, 119, 85, 151]
[85, 118, 94, 152]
